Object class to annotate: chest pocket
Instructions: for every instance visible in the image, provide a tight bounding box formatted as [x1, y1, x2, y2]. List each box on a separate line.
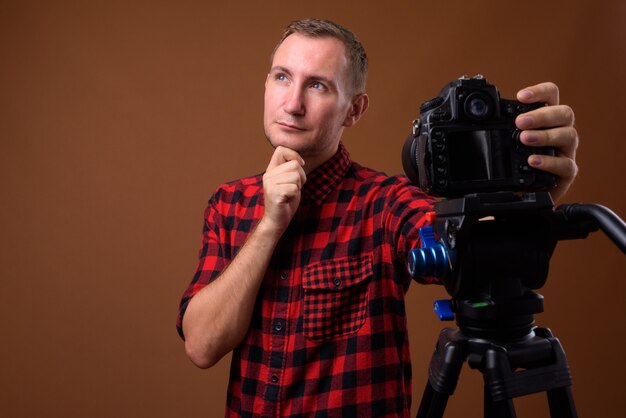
[302, 255, 373, 342]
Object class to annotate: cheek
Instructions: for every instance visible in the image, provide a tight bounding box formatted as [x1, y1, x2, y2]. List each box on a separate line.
[320, 105, 348, 128]
[263, 91, 272, 112]
[263, 93, 277, 121]
[264, 86, 279, 108]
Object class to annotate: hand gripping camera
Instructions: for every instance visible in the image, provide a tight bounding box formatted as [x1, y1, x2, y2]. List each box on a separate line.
[404, 76, 626, 418]
[402, 75, 556, 198]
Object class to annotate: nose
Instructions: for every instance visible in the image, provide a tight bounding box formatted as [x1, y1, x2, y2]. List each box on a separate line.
[283, 86, 305, 115]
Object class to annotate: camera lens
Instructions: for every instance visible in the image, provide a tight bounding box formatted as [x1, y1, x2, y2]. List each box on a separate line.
[464, 92, 493, 119]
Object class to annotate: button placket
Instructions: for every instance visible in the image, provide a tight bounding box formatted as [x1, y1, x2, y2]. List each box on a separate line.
[263, 267, 293, 409]
[273, 320, 284, 333]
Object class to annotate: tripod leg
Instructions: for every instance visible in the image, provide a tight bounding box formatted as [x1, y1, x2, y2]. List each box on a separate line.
[484, 385, 516, 418]
[547, 386, 578, 418]
[416, 330, 467, 418]
[416, 381, 450, 418]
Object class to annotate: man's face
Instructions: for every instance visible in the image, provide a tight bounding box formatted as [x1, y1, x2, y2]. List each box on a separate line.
[264, 33, 354, 163]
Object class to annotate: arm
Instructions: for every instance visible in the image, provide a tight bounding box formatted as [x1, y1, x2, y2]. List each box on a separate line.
[182, 146, 306, 368]
[515, 82, 579, 202]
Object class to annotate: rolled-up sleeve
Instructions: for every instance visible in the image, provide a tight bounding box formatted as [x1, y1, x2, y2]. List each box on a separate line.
[176, 192, 228, 340]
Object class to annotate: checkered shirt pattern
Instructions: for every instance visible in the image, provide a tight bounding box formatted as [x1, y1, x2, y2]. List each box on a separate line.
[177, 143, 436, 417]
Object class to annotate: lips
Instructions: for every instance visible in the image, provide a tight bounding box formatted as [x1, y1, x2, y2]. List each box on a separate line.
[277, 121, 306, 131]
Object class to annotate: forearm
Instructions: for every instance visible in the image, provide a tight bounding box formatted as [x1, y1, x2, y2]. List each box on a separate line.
[182, 146, 305, 368]
[182, 219, 282, 368]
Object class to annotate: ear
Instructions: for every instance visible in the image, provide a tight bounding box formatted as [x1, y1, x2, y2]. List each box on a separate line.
[343, 93, 369, 127]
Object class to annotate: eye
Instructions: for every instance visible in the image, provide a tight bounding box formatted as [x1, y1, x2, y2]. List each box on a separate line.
[274, 73, 288, 83]
[310, 81, 326, 90]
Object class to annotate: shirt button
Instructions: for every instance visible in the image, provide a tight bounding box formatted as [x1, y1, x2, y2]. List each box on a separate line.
[333, 278, 341, 287]
[280, 272, 288, 280]
[271, 375, 279, 383]
[274, 320, 283, 332]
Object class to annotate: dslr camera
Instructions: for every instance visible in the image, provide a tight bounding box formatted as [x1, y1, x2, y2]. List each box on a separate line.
[402, 75, 556, 197]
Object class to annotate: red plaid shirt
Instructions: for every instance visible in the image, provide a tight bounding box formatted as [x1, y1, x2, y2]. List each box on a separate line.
[178, 144, 436, 417]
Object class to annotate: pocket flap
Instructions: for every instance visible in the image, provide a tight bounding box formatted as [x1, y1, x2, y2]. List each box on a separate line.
[302, 255, 373, 291]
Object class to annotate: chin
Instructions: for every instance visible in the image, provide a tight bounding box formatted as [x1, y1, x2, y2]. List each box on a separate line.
[267, 134, 308, 152]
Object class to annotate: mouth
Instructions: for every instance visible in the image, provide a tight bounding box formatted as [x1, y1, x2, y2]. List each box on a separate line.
[277, 121, 306, 131]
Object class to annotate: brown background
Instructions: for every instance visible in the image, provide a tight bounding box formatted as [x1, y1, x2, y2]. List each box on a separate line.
[1, 1, 625, 417]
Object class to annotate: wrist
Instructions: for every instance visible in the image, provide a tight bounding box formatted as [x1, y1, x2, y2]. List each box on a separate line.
[256, 216, 287, 241]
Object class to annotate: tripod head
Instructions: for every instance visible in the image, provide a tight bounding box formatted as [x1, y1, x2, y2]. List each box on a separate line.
[407, 191, 625, 340]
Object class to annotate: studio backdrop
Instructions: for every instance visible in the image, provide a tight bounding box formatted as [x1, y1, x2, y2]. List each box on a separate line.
[1, 1, 625, 417]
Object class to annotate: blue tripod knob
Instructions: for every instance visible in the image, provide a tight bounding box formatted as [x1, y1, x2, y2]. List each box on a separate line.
[407, 226, 449, 279]
[433, 299, 455, 321]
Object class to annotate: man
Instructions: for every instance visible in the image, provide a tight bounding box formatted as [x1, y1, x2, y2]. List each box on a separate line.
[177, 19, 578, 417]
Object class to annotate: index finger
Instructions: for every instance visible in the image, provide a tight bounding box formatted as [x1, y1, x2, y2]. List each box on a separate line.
[267, 146, 305, 171]
[517, 82, 560, 106]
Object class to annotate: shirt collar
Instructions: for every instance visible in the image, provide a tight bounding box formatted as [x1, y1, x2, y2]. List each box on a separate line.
[302, 142, 352, 205]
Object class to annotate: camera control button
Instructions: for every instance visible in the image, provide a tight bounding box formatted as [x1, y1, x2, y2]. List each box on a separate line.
[420, 96, 445, 113]
[432, 109, 450, 120]
[431, 129, 445, 140]
[504, 102, 516, 116]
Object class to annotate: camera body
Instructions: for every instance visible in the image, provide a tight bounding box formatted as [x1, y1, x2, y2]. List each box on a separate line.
[402, 75, 556, 197]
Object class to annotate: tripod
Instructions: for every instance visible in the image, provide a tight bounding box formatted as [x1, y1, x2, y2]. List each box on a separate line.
[408, 192, 626, 418]
[416, 320, 576, 418]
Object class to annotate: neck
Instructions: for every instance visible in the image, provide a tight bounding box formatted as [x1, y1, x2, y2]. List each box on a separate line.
[302, 144, 339, 174]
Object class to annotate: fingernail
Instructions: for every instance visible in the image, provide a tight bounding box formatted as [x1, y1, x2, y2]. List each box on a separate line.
[519, 89, 534, 101]
[522, 132, 539, 144]
[528, 156, 542, 166]
[517, 116, 533, 129]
